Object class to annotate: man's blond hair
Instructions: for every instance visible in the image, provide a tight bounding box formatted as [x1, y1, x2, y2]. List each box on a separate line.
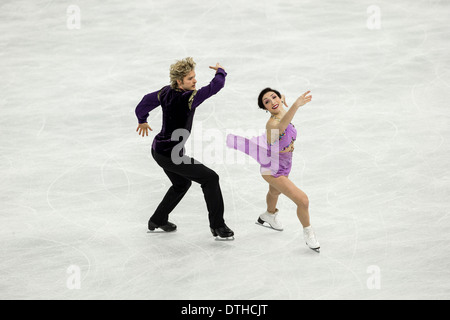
[170, 57, 196, 89]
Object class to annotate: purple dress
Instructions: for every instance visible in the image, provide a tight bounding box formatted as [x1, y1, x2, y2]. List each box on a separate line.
[226, 123, 297, 177]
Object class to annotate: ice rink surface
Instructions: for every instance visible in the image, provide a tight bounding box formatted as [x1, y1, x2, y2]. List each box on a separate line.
[1, 0, 449, 300]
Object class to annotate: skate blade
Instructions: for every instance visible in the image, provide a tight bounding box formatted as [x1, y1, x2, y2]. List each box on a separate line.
[255, 221, 283, 232]
[308, 246, 320, 253]
[214, 236, 235, 241]
[147, 229, 177, 234]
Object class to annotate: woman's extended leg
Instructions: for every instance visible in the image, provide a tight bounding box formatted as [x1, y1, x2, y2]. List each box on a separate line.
[266, 183, 282, 213]
[262, 175, 310, 227]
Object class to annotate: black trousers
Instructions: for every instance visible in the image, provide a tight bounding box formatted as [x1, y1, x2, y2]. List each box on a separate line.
[150, 149, 225, 229]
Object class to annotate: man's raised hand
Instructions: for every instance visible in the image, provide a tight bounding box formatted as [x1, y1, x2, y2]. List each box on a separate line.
[209, 63, 224, 72]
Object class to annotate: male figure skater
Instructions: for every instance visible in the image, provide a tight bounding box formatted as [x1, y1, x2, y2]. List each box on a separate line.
[135, 57, 234, 240]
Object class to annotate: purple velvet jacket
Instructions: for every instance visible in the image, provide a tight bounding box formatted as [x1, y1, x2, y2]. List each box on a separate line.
[135, 68, 227, 157]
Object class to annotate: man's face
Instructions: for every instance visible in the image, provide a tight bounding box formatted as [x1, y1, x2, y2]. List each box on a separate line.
[177, 70, 197, 91]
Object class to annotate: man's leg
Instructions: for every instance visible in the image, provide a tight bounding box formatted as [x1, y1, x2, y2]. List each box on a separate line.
[150, 168, 192, 226]
[152, 150, 225, 229]
[188, 165, 225, 229]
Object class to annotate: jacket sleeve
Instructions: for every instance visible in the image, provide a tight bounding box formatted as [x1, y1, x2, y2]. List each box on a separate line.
[189, 68, 227, 110]
[135, 90, 161, 123]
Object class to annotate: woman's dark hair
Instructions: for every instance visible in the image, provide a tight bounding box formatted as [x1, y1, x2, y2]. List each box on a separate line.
[258, 87, 281, 110]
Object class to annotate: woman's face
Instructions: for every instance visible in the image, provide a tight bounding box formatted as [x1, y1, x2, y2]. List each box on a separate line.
[262, 91, 282, 114]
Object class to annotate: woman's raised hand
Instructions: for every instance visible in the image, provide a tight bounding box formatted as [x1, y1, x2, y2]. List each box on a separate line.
[293, 91, 312, 108]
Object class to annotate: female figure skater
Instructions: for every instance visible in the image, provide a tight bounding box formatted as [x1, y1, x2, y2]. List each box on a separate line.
[135, 57, 234, 240]
[226, 88, 319, 251]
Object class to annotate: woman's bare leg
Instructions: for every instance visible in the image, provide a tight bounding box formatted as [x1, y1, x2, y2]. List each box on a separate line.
[262, 175, 310, 227]
[266, 184, 281, 213]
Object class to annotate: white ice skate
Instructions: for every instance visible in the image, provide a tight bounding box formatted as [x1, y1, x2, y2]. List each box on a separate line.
[303, 226, 320, 253]
[256, 209, 283, 231]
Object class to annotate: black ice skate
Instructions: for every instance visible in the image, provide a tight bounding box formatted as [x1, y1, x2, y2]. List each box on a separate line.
[211, 224, 235, 241]
[148, 220, 177, 232]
